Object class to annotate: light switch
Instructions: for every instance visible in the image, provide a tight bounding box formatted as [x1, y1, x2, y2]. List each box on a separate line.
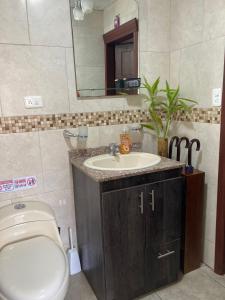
[212, 88, 222, 107]
[24, 96, 43, 108]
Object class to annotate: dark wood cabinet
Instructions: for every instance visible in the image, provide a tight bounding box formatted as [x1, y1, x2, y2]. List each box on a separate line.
[73, 167, 184, 300]
[102, 185, 146, 300]
[145, 240, 181, 291]
[146, 178, 183, 248]
[145, 178, 183, 291]
[181, 170, 205, 274]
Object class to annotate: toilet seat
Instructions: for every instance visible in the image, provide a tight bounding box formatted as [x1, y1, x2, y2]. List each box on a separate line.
[0, 236, 68, 300]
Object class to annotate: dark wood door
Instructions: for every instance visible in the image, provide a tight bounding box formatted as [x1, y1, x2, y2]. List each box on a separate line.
[102, 185, 146, 300]
[145, 177, 184, 291]
[146, 177, 183, 247]
[115, 41, 134, 79]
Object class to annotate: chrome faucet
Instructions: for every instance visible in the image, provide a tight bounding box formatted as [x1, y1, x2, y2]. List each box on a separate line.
[109, 143, 120, 156]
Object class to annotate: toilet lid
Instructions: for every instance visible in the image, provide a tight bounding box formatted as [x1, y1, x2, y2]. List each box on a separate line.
[0, 236, 68, 300]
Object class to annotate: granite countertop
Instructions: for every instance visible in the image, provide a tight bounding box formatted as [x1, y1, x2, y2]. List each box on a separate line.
[69, 147, 185, 183]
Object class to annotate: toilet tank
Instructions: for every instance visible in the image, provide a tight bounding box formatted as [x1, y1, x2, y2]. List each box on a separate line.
[0, 202, 62, 249]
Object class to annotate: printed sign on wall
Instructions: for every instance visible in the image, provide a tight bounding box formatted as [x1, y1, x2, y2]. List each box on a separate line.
[0, 176, 37, 193]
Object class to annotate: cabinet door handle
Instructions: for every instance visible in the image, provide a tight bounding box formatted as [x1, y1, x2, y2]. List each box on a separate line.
[149, 190, 155, 211]
[138, 192, 144, 214]
[157, 250, 175, 259]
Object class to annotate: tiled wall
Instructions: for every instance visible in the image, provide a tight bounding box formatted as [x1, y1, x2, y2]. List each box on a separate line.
[0, 0, 144, 248]
[169, 0, 225, 268]
[0, 0, 76, 247]
[0, 0, 224, 270]
[139, 0, 170, 88]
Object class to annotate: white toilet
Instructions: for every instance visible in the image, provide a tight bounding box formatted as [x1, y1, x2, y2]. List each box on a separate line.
[0, 201, 69, 300]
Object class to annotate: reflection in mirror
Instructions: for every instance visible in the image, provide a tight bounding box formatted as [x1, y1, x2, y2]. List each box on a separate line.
[70, 0, 139, 98]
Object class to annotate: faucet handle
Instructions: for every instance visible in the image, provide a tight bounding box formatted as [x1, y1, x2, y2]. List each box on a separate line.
[109, 143, 118, 149]
[109, 143, 119, 154]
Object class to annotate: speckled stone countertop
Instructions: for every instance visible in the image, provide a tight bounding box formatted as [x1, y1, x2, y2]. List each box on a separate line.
[70, 147, 185, 183]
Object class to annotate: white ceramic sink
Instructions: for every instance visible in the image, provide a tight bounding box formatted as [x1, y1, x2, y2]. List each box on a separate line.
[84, 152, 161, 171]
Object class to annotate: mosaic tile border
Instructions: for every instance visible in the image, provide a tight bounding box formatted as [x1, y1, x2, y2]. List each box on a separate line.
[0, 107, 221, 134]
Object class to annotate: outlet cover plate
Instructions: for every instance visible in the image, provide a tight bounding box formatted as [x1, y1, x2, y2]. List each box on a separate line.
[212, 88, 222, 107]
[24, 96, 43, 108]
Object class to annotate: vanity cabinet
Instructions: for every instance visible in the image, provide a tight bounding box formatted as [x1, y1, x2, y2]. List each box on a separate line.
[73, 167, 184, 300]
[102, 185, 146, 300]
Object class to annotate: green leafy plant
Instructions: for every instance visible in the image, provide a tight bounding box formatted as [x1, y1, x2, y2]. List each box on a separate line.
[142, 77, 197, 138]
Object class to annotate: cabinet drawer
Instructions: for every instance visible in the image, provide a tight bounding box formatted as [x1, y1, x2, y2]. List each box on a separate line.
[145, 240, 180, 292]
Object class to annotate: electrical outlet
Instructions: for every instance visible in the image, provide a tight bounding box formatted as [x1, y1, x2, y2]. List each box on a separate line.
[24, 96, 43, 108]
[212, 88, 222, 107]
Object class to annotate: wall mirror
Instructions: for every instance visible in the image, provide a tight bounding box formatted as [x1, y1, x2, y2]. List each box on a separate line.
[70, 0, 139, 98]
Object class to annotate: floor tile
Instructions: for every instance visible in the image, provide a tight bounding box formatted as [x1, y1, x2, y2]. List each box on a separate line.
[65, 273, 97, 300]
[157, 268, 225, 300]
[137, 293, 161, 300]
[201, 264, 225, 288]
[65, 266, 225, 300]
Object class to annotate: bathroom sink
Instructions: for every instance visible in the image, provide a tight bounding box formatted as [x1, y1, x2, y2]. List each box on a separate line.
[84, 152, 161, 171]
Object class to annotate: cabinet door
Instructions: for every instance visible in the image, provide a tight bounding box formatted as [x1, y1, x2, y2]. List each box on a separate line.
[102, 185, 146, 300]
[145, 177, 184, 291]
[146, 177, 184, 247]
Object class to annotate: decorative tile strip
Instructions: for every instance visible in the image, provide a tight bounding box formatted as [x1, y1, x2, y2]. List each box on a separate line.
[0, 107, 221, 135]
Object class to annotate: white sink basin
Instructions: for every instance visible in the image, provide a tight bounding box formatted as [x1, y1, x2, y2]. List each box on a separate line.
[84, 152, 161, 171]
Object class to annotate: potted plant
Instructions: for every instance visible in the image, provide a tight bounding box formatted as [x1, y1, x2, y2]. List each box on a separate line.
[142, 77, 197, 157]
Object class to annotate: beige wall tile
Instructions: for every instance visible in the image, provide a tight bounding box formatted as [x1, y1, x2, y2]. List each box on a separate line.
[76, 66, 105, 91]
[81, 97, 126, 112]
[0, 45, 69, 116]
[39, 130, 70, 171]
[98, 125, 122, 146]
[27, 0, 72, 47]
[204, 184, 217, 243]
[74, 36, 104, 68]
[179, 37, 225, 107]
[171, 0, 204, 50]
[139, 0, 170, 52]
[73, 10, 104, 38]
[0, 132, 42, 177]
[142, 129, 157, 154]
[203, 239, 215, 268]
[170, 50, 181, 87]
[0, 0, 29, 45]
[39, 130, 72, 193]
[0, 99, 2, 116]
[42, 169, 72, 194]
[140, 52, 170, 88]
[0, 132, 44, 201]
[204, 0, 225, 40]
[84, 126, 100, 148]
[65, 47, 84, 113]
